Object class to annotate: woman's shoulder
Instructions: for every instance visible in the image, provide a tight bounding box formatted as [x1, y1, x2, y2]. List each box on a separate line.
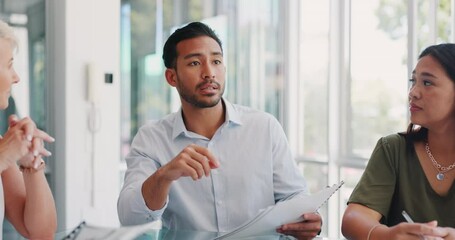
[370, 133, 408, 162]
[379, 133, 407, 147]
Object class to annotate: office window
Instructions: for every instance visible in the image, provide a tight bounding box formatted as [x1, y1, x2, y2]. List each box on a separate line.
[297, 0, 330, 159]
[437, 0, 452, 42]
[414, 0, 453, 50]
[291, 0, 330, 235]
[350, 0, 408, 159]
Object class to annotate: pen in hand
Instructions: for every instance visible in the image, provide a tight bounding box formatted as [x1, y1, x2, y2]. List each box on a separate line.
[402, 210, 428, 239]
[402, 210, 414, 223]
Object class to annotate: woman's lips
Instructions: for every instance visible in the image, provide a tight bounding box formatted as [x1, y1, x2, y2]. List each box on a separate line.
[409, 103, 422, 112]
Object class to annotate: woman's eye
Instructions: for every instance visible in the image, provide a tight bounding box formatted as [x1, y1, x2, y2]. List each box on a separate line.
[423, 80, 432, 86]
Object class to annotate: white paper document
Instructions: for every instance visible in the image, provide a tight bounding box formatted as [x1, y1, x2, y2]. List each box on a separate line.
[63, 221, 161, 240]
[214, 181, 344, 240]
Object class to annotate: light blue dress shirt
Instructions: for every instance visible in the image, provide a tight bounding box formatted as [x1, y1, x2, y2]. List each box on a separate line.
[117, 99, 308, 232]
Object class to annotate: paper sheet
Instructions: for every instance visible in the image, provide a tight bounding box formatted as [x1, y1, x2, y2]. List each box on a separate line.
[65, 221, 161, 240]
[214, 181, 344, 240]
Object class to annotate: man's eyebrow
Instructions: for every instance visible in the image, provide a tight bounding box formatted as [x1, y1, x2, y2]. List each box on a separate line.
[183, 51, 223, 60]
[183, 53, 202, 59]
[212, 51, 223, 56]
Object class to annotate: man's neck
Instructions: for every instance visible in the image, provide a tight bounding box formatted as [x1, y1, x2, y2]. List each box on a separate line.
[181, 100, 225, 139]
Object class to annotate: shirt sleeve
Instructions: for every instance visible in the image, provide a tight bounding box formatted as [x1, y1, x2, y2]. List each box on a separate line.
[117, 127, 168, 226]
[348, 136, 399, 219]
[269, 116, 308, 202]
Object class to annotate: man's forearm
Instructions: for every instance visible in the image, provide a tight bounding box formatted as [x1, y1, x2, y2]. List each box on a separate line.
[141, 168, 172, 210]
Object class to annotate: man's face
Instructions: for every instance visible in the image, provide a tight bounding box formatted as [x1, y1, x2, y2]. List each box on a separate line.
[166, 36, 226, 108]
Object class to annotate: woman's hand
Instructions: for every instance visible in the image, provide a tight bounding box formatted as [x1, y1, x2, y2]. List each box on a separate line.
[342, 203, 446, 240]
[16, 133, 52, 169]
[0, 115, 54, 171]
[438, 227, 455, 240]
[386, 221, 446, 240]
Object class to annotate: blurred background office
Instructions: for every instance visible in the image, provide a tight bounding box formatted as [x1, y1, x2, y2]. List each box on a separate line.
[0, 0, 453, 238]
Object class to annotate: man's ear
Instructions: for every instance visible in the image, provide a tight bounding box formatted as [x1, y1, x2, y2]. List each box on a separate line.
[165, 68, 177, 87]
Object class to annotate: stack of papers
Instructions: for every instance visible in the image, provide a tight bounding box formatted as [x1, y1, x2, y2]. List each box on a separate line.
[214, 181, 344, 239]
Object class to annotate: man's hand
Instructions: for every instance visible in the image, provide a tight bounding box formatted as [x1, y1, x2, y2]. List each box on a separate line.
[276, 212, 322, 240]
[160, 144, 219, 181]
[141, 144, 220, 211]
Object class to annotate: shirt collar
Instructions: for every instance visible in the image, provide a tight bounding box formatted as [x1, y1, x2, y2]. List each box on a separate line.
[171, 98, 243, 140]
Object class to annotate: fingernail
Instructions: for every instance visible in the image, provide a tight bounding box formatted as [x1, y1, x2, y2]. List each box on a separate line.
[33, 150, 39, 156]
[33, 160, 40, 169]
[49, 137, 55, 142]
[47, 150, 52, 156]
[27, 135, 32, 141]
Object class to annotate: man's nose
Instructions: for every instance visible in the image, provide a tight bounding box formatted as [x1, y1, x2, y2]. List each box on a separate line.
[201, 64, 215, 79]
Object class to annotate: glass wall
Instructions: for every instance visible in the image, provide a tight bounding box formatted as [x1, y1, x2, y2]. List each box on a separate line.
[350, 0, 408, 159]
[120, 0, 454, 238]
[297, 0, 330, 159]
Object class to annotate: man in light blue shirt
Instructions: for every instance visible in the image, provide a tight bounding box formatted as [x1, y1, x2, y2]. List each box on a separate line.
[117, 22, 322, 239]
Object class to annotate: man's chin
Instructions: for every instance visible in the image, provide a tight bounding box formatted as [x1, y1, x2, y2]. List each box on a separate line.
[199, 100, 221, 108]
[195, 97, 222, 108]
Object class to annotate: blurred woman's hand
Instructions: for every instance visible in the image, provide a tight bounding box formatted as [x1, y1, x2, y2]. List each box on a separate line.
[0, 115, 54, 171]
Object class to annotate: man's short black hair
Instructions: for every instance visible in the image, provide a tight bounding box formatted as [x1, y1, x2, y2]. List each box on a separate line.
[162, 22, 223, 69]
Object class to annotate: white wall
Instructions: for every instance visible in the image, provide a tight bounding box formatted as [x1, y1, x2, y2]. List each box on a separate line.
[47, 0, 121, 231]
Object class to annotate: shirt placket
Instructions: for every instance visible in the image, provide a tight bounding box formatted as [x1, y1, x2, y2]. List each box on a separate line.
[208, 130, 227, 232]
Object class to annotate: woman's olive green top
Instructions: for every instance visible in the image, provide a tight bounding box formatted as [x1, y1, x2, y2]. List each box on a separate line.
[348, 133, 455, 227]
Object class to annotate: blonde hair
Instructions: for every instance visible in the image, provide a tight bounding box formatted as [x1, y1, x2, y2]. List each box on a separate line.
[0, 19, 18, 50]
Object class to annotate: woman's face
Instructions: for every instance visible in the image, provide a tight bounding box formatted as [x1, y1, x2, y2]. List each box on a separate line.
[409, 55, 455, 129]
[0, 38, 19, 110]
